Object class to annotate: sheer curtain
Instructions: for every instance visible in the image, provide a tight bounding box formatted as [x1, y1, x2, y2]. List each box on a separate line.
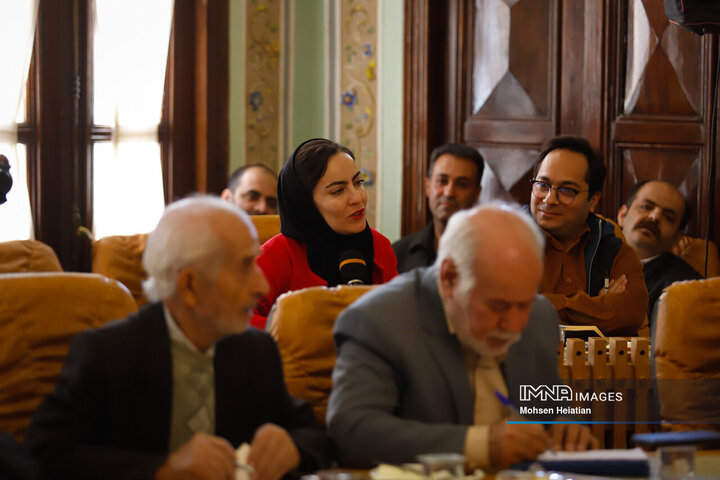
[92, 0, 174, 239]
[0, 1, 38, 241]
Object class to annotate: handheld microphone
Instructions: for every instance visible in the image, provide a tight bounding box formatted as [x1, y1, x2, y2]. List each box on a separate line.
[339, 250, 368, 285]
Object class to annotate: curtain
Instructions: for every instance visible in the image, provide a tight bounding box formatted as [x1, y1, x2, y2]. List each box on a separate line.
[0, 0, 38, 241]
[92, 0, 174, 239]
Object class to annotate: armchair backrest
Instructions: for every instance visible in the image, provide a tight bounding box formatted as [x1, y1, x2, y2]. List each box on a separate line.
[0, 240, 62, 273]
[252, 214, 281, 245]
[90, 216, 280, 309]
[268, 285, 375, 425]
[92, 233, 150, 307]
[653, 277, 720, 431]
[0, 273, 137, 442]
[672, 235, 720, 278]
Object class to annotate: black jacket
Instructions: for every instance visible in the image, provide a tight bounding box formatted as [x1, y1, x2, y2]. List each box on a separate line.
[25, 302, 330, 480]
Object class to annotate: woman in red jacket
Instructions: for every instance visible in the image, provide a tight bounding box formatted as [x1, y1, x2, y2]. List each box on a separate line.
[250, 138, 398, 329]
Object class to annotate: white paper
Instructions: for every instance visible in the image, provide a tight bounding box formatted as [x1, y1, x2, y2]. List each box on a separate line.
[537, 447, 648, 461]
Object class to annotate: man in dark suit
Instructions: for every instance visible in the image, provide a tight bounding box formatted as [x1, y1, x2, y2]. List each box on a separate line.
[617, 180, 702, 317]
[328, 204, 597, 471]
[26, 196, 330, 480]
[392, 144, 483, 273]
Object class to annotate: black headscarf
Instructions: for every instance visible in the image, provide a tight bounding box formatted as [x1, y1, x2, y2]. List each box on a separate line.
[277, 139, 374, 286]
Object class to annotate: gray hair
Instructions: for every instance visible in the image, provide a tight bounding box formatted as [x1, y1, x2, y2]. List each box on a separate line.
[436, 202, 545, 301]
[142, 195, 257, 301]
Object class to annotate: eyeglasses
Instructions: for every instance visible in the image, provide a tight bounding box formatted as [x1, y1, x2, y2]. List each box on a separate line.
[530, 180, 588, 205]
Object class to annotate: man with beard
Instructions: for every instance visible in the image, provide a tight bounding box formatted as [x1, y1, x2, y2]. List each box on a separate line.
[328, 204, 597, 471]
[26, 197, 330, 480]
[392, 144, 483, 273]
[617, 180, 701, 317]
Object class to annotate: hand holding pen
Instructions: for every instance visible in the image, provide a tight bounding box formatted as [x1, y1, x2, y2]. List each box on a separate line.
[489, 391, 551, 467]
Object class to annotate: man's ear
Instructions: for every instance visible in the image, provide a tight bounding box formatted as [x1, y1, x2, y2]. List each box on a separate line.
[617, 204, 628, 228]
[176, 268, 200, 307]
[220, 188, 233, 202]
[588, 192, 601, 213]
[438, 258, 459, 300]
[424, 176, 431, 199]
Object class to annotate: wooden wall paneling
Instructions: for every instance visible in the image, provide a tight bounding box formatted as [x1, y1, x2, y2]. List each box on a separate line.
[406, 0, 719, 245]
[402, 0, 450, 236]
[205, 0, 229, 195]
[444, 0, 470, 143]
[165, 0, 228, 200]
[607, 0, 715, 243]
[167, 0, 197, 203]
[194, 0, 229, 195]
[35, 0, 82, 270]
[464, 0, 559, 207]
[559, 0, 606, 146]
[713, 37, 720, 246]
[76, 0, 93, 271]
[195, 0, 209, 192]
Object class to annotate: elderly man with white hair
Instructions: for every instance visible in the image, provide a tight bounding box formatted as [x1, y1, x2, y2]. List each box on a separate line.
[327, 203, 597, 471]
[26, 196, 330, 480]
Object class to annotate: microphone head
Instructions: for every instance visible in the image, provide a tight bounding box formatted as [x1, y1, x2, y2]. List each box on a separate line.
[339, 250, 368, 285]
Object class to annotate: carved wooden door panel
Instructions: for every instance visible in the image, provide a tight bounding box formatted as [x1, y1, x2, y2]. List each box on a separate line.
[464, 0, 559, 206]
[404, 0, 717, 243]
[607, 0, 716, 240]
[461, 0, 607, 210]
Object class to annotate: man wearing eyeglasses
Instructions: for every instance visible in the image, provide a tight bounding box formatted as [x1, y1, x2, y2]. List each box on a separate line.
[528, 136, 647, 336]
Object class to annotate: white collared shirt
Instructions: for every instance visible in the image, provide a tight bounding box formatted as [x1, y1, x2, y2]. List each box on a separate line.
[162, 303, 215, 358]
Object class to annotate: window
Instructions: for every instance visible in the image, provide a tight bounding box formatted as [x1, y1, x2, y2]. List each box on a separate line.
[90, 0, 173, 238]
[0, 1, 37, 241]
[15, 0, 228, 270]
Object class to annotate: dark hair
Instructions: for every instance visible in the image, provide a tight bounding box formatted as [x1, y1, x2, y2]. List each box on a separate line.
[428, 143, 485, 187]
[625, 180, 692, 230]
[293, 139, 355, 191]
[227, 163, 277, 192]
[533, 136, 605, 196]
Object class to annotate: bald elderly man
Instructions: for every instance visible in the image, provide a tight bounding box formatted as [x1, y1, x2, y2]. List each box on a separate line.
[27, 196, 329, 480]
[328, 203, 597, 471]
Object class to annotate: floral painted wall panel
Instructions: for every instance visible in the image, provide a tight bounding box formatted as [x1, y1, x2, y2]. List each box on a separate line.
[340, 0, 379, 227]
[245, 0, 281, 170]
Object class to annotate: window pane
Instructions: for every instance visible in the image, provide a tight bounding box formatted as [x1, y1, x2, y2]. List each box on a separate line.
[0, 144, 33, 241]
[93, 142, 165, 239]
[16, 82, 26, 124]
[93, 0, 173, 127]
[0, 1, 37, 127]
[92, 0, 172, 238]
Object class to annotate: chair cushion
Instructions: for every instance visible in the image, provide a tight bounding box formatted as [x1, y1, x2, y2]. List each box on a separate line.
[654, 277, 720, 429]
[0, 240, 63, 273]
[268, 285, 374, 425]
[92, 234, 149, 307]
[251, 214, 281, 245]
[0, 272, 137, 441]
[672, 235, 720, 278]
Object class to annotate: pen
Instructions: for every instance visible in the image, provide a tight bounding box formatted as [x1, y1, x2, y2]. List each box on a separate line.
[494, 390, 522, 418]
[602, 276, 609, 295]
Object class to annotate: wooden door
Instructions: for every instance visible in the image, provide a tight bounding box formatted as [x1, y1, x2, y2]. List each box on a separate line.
[403, 0, 719, 245]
